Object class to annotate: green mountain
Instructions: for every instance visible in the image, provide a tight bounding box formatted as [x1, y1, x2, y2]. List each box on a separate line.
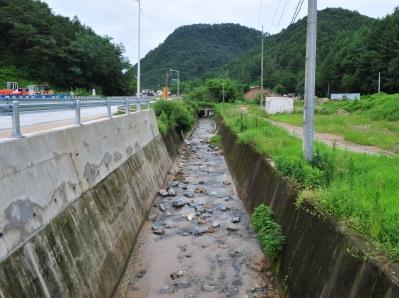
[138, 24, 260, 89]
[213, 8, 379, 96]
[0, 0, 134, 95]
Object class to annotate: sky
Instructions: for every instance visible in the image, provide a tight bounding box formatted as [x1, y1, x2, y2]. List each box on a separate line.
[43, 0, 397, 65]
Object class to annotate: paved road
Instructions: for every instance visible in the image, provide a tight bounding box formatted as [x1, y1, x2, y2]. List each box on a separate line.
[0, 106, 118, 131]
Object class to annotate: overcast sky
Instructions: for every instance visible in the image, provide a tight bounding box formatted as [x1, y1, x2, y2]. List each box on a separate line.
[43, 0, 397, 64]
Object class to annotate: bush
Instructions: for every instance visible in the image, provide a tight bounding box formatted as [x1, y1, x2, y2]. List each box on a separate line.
[251, 204, 285, 257]
[153, 100, 195, 134]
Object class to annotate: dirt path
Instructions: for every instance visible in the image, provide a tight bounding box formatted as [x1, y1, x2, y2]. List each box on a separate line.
[269, 120, 394, 156]
[115, 119, 280, 298]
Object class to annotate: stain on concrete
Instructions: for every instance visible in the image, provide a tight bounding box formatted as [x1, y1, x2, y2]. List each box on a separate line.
[114, 151, 123, 162]
[134, 142, 141, 151]
[103, 153, 112, 169]
[4, 199, 44, 241]
[126, 146, 134, 156]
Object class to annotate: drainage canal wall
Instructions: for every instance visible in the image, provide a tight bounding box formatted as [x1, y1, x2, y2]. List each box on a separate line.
[218, 119, 399, 298]
[0, 110, 181, 297]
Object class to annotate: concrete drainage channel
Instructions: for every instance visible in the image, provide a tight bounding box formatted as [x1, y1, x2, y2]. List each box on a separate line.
[114, 118, 280, 297]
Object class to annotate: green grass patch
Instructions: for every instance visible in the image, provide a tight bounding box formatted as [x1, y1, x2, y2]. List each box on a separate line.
[210, 134, 222, 145]
[251, 204, 285, 257]
[270, 94, 399, 153]
[218, 103, 399, 261]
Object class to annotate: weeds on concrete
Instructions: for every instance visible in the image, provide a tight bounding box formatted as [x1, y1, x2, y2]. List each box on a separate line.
[251, 204, 285, 258]
[218, 103, 399, 262]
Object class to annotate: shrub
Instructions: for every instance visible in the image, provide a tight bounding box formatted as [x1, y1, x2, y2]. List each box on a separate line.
[251, 204, 285, 257]
[153, 100, 195, 134]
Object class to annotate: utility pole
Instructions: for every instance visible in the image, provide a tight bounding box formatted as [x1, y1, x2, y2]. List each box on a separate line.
[260, 26, 264, 107]
[135, 0, 141, 99]
[378, 72, 381, 93]
[303, 0, 317, 161]
[327, 81, 330, 98]
[170, 69, 180, 97]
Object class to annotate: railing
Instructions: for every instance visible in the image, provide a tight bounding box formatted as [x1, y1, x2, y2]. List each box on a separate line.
[1, 97, 154, 139]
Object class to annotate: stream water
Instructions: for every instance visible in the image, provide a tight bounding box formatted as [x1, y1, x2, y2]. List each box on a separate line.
[116, 118, 280, 298]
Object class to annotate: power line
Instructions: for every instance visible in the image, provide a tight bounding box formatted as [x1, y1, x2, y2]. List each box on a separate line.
[268, 0, 284, 32]
[142, 0, 211, 14]
[276, 0, 292, 30]
[290, 0, 305, 25]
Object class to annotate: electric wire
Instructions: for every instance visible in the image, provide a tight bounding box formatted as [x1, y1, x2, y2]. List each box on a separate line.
[290, 0, 305, 25]
[142, 0, 211, 14]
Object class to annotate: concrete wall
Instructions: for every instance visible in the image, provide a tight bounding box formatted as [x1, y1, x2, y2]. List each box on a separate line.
[0, 111, 181, 297]
[218, 118, 399, 298]
[265, 97, 294, 115]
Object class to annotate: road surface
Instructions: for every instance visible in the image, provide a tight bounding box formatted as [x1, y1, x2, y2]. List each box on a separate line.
[0, 106, 118, 139]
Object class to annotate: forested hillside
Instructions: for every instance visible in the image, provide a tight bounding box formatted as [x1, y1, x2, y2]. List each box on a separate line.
[0, 0, 134, 95]
[214, 8, 380, 96]
[138, 24, 260, 89]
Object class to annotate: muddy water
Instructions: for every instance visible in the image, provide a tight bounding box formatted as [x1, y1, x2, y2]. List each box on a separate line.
[120, 119, 280, 298]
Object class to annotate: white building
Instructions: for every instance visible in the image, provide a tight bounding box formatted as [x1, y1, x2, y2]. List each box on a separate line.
[265, 97, 294, 115]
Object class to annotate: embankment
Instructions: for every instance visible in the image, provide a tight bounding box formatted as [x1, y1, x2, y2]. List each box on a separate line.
[218, 118, 399, 298]
[0, 110, 181, 297]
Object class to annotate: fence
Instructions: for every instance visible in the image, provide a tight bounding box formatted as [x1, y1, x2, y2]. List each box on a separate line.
[0, 97, 154, 139]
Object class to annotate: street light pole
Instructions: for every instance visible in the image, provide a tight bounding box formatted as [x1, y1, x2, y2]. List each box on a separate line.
[136, 0, 141, 99]
[303, 0, 317, 161]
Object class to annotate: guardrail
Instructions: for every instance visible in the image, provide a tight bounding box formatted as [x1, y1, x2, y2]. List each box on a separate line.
[2, 97, 154, 139]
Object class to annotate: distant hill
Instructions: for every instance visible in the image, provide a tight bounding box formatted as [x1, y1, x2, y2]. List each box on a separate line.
[212, 8, 377, 96]
[138, 24, 260, 89]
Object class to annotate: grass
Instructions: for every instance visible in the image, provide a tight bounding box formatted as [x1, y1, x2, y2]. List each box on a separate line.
[210, 134, 222, 145]
[153, 100, 196, 134]
[270, 94, 399, 153]
[251, 204, 285, 257]
[218, 104, 399, 262]
[271, 113, 399, 152]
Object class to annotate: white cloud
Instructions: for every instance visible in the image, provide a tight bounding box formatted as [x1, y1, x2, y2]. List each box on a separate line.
[43, 0, 397, 64]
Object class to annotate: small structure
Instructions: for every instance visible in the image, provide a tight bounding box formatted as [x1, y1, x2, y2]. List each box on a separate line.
[265, 97, 294, 115]
[331, 93, 360, 101]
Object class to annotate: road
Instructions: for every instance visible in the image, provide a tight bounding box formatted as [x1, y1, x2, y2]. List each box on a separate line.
[0, 106, 118, 130]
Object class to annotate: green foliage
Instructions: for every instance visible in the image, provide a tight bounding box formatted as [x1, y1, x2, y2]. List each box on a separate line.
[321, 93, 399, 121]
[185, 78, 244, 102]
[251, 204, 285, 257]
[219, 104, 399, 261]
[210, 134, 222, 145]
[273, 84, 286, 95]
[214, 8, 399, 96]
[153, 100, 195, 134]
[138, 23, 260, 89]
[0, 0, 133, 95]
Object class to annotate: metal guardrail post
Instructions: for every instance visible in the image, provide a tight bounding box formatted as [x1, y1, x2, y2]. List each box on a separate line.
[75, 100, 81, 125]
[147, 99, 150, 110]
[11, 101, 22, 138]
[137, 99, 141, 112]
[107, 99, 112, 118]
[125, 99, 130, 114]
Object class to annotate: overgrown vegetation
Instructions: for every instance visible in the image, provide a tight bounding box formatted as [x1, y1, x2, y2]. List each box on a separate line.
[185, 78, 246, 103]
[209, 134, 222, 145]
[0, 0, 135, 95]
[271, 93, 399, 153]
[153, 100, 196, 134]
[219, 104, 399, 261]
[251, 204, 285, 257]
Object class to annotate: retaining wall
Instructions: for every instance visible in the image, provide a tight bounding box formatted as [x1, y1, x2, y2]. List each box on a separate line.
[218, 119, 399, 298]
[0, 111, 180, 297]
